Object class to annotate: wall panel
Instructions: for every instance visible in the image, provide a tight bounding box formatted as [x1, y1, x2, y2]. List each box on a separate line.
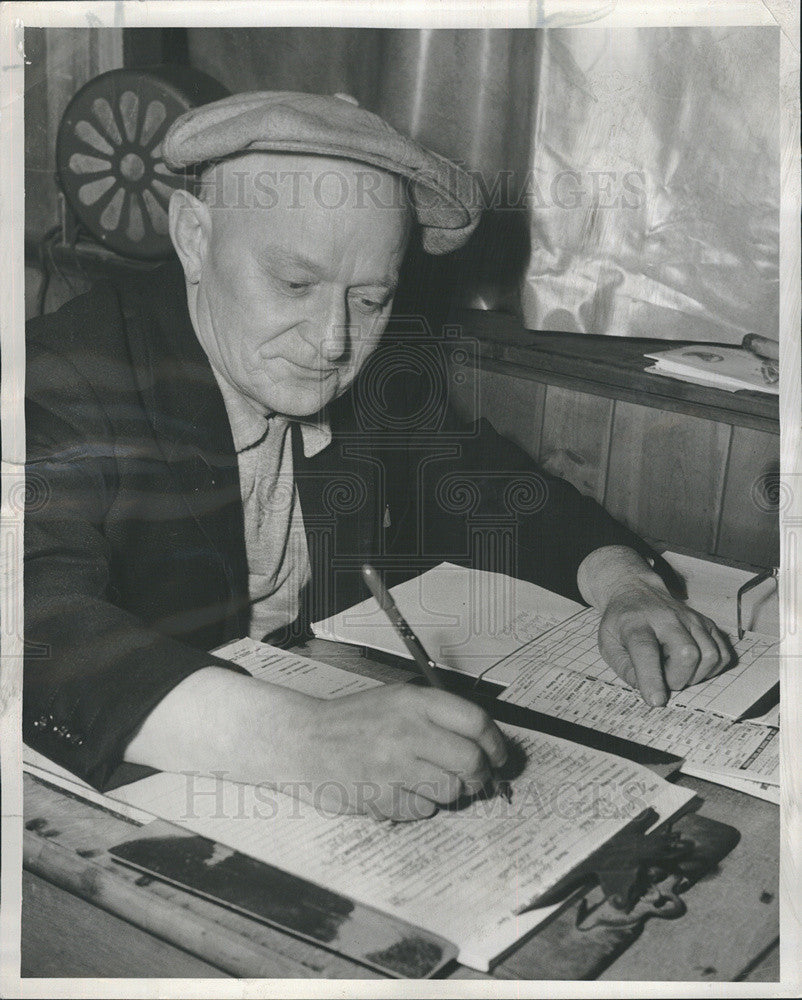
[605, 402, 731, 554]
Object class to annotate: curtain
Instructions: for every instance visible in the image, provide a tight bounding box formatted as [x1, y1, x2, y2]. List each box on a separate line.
[186, 26, 779, 344]
[187, 28, 383, 110]
[520, 27, 779, 342]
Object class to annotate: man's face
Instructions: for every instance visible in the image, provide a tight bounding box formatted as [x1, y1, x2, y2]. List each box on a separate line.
[183, 153, 411, 418]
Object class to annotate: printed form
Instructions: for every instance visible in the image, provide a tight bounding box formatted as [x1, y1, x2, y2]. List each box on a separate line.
[497, 610, 779, 788]
[485, 606, 779, 720]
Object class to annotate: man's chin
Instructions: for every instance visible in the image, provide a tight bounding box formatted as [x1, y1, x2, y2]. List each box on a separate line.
[271, 385, 337, 418]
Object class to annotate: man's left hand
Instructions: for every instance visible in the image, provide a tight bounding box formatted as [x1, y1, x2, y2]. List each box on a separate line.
[597, 582, 732, 706]
[578, 546, 733, 707]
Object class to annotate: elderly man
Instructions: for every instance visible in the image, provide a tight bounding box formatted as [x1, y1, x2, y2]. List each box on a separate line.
[25, 93, 731, 821]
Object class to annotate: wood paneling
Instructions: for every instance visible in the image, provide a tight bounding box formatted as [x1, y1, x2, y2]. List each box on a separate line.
[456, 359, 777, 563]
[540, 385, 614, 502]
[716, 427, 780, 567]
[605, 402, 731, 554]
[450, 362, 546, 461]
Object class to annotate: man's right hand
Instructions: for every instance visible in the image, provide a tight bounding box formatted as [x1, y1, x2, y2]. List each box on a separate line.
[300, 683, 508, 820]
[124, 668, 507, 822]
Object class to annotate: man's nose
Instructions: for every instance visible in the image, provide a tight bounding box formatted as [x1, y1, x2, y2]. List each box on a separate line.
[318, 292, 349, 363]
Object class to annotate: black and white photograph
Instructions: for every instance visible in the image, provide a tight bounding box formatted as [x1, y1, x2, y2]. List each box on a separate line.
[1, 0, 800, 995]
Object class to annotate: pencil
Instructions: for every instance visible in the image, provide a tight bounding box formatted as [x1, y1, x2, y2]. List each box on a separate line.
[361, 564, 512, 803]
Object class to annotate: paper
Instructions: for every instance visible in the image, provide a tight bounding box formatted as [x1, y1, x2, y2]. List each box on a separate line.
[645, 346, 780, 395]
[24, 635, 696, 969]
[312, 564, 780, 796]
[500, 655, 779, 788]
[680, 763, 780, 805]
[22, 749, 155, 825]
[214, 636, 384, 698]
[313, 561, 779, 712]
[312, 562, 583, 681]
[494, 606, 780, 721]
[110, 722, 695, 971]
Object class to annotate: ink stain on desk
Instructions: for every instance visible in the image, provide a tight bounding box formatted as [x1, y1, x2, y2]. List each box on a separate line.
[364, 936, 444, 978]
[25, 817, 60, 837]
[111, 833, 354, 942]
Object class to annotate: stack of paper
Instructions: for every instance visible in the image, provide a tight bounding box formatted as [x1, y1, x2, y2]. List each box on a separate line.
[644, 346, 779, 394]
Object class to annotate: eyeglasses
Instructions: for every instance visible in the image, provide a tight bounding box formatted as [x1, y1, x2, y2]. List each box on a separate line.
[736, 567, 779, 640]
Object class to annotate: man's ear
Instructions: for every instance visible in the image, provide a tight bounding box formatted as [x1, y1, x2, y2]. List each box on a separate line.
[169, 189, 211, 284]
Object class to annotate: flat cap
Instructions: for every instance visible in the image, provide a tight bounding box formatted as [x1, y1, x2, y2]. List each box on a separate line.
[162, 90, 482, 254]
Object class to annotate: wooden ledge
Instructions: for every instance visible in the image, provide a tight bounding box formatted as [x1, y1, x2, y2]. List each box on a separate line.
[452, 309, 779, 434]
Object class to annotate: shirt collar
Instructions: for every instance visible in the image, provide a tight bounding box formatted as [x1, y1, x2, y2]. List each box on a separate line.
[211, 367, 332, 459]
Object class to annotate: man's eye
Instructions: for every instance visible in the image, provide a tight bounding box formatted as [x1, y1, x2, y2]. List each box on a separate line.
[352, 293, 386, 313]
[284, 280, 311, 292]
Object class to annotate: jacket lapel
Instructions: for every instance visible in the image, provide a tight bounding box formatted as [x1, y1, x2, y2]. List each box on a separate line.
[120, 262, 249, 631]
[294, 401, 383, 619]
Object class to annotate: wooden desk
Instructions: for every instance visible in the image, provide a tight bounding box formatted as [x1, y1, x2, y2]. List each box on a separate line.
[21, 639, 779, 982]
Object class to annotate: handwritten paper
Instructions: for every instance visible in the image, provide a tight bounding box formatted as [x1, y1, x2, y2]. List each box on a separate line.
[25, 636, 696, 969]
[112, 721, 695, 971]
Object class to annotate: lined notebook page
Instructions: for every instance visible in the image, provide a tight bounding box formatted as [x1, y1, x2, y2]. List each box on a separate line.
[111, 722, 695, 971]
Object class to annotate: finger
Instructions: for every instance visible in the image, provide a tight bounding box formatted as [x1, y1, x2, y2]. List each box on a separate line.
[407, 761, 465, 805]
[416, 728, 492, 796]
[619, 627, 669, 707]
[711, 626, 735, 671]
[374, 786, 439, 823]
[689, 623, 733, 684]
[598, 617, 663, 702]
[422, 691, 508, 768]
[682, 620, 725, 684]
[598, 625, 638, 688]
[655, 621, 701, 691]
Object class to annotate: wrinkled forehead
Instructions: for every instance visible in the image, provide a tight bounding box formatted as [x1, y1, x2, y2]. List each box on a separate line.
[196, 150, 412, 221]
